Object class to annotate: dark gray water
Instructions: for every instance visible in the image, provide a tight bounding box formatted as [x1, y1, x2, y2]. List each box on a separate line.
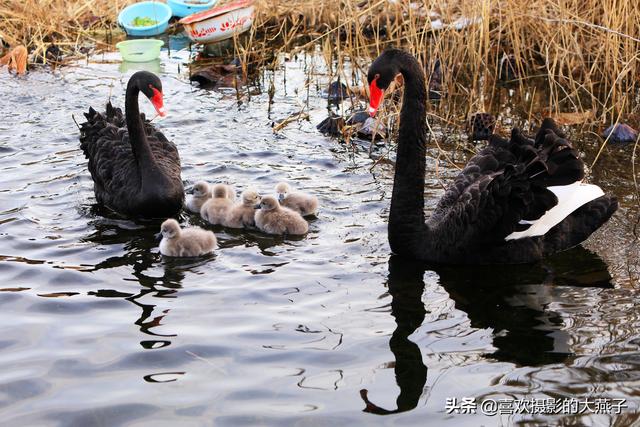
[1, 47, 639, 426]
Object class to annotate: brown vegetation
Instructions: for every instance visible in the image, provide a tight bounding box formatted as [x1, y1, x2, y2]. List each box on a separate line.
[1, 0, 638, 121]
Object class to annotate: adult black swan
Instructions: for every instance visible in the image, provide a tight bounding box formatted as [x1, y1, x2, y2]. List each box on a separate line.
[367, 49, 617, 264]
[79, 71, 183, 218]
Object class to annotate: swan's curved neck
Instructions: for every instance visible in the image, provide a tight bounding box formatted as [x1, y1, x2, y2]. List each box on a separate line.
[388, 52, 429, 255]
[125, 79, 158, 172]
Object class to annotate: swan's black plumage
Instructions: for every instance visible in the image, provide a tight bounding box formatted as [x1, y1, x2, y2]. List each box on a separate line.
[79, 71, 183, 218]
[367, 49, 617, 264]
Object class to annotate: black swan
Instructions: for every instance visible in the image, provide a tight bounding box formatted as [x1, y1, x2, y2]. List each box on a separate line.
[367, 49, 617, 264]
[79, 71, 183, 218]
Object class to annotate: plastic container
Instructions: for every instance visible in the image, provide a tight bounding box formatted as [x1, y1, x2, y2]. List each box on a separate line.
[119, 58, 162, 74]
[167, 0, 218, 18]
[118, 2, 172, 36]
[179, 0, 254, 44]
[116, 39, 164, 62]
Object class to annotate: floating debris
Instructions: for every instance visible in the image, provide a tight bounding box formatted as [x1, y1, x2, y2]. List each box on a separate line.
[272, 109, 309, 132]
[542, 109, 594, 126]
[346, 111, 369, 126]
[355, 117, 385, 140]
[602, 123, 638, 144]
[190, 60, 242, 87]
[468, 112, 496, 141]
[323, 81, 349, 104]
[317, 110, 385, 141]
[346, 111, 385, 139]
[316, 114, 345, 137]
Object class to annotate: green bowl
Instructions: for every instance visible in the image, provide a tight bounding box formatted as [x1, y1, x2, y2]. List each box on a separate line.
[116, 39, 164, 63]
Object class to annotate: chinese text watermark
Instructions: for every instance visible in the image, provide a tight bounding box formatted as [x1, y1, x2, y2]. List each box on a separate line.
[445, 397, 628, 416]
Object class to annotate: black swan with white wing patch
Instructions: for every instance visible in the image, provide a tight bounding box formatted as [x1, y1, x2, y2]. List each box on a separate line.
[367, 49, 617, 264]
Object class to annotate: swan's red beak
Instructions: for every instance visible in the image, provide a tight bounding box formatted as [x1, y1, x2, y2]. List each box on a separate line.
[150, 87, 166, 117]
[368, 76, 384, 117]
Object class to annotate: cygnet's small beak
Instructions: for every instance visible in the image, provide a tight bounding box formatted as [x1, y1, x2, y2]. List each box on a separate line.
[155, 232, 163, 242]
[186, 187, 194, 195]
[277, 194, 285, 202]
[254, 203, 261, 210]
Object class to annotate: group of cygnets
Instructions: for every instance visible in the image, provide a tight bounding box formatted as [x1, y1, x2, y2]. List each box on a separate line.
[159, 182, 319, 258]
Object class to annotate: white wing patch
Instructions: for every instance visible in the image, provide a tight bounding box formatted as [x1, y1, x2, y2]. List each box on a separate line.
[505, 182, 604, 241]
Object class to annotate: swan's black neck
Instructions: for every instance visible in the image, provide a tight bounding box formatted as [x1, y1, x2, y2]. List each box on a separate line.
[125, 76, 160, 181]
[388, 51, 429, 256]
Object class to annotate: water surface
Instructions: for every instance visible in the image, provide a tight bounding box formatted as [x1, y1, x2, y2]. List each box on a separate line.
[0, 48, 639, 426]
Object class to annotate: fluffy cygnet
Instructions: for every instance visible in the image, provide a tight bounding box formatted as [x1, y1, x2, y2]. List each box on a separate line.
[275, 182, 319, 217]
[224, 184, 237, 201]
[201, 184, 235, 225]
[159, 219, 216, 257]
[186, 181, 212, 213]
[223, 189, 261, 228]
[255, 195, 308, 235]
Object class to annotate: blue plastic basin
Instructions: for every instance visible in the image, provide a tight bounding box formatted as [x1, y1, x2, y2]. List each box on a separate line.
[118, 2, 172, 36]
[167, 0, 217, 18]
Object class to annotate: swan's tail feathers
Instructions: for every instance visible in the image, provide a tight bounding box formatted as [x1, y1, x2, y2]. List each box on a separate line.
[504, 122, 610, 242]
[106, 101, 116, 118]
[542, 194, 618, 254]
[80, 106, 102, 156]
[523, 128, 585, 188]
[535, 118, 566, 146]
[80, 102, 125, 157]
[506, 182, 605, 240]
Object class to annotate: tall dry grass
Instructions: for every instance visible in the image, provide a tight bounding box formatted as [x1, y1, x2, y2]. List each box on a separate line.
[0, 0, 136, 61]
[246, 0, 639, 121]
[1, 0, 638, 121]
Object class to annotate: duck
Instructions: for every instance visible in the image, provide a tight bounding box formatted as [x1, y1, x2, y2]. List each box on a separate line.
[200, 184, 235, 225]
[79, 71, 183, 218]
[275, 182, 319, 217]
[255, 196, 308, 235]
[367, 48, 617, 264]
[186, 181, 212, 213]
[223, 189, 261, 228]
[159, 219, 216, 257]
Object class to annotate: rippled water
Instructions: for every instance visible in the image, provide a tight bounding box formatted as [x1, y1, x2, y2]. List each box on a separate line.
[1, 45, 639, 426]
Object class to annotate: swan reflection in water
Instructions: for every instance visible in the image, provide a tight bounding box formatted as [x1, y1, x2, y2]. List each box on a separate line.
[361, 247, 613, 415]
[82, 213, 198, 348]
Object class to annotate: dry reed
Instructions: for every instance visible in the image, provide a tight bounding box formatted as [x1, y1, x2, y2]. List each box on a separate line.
[242, 0, 640, 122]
[1, 0, 638, 121]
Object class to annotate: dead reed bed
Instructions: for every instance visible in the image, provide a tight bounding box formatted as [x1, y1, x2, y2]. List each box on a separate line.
[0, 0, 136, 61]
[242, 0, 640, 123]
[1, 0, 638, 122]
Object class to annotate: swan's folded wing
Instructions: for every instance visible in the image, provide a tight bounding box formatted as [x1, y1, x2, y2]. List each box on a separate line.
[429, 133, 521, 224]
[147, 130, 181, 179]
[429, 123, 589, 246]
